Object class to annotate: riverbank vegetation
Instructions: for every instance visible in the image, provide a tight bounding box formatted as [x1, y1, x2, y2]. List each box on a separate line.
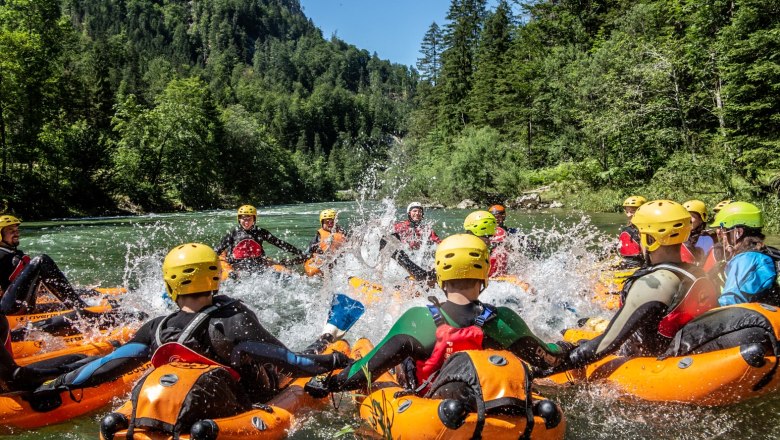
[389, 0, 779, 231]
[1, 0, 778, 232]
[0, 0, 413, 217]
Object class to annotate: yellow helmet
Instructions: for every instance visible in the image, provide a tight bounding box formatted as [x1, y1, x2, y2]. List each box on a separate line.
[434, 234, 491, 288]
[682, 200, 708, 222]
[631, 200, 691, 252]
[162, 243, 222, 302]
[713, 199, 733, 213]
[463, 211, 497, 237]
[236, 205, 257, 223]
[710, 201, 763, 229]
[0, 215, 21, 230]
[623, 196, 647, 208]
[319, 209, 337, 223]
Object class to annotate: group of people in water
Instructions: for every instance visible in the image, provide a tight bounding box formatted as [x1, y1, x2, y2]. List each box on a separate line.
[0, 196, 777, 435]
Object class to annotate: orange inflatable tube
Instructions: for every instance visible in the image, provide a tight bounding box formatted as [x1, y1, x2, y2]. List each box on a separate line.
[103, 340, 351, 440]
[540, 303, 780, 406]
[352, 338, 565, 440]
[12, 326, 136, 360]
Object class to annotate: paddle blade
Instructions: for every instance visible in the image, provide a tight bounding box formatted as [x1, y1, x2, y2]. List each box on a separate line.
[327, 293, 365, 334]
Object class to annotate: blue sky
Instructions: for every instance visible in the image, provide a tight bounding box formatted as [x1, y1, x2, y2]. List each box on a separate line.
[299, 0, 499, 68]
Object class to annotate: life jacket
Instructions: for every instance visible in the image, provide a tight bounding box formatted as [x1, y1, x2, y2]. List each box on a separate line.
[125, 300, 249, 438]
[153, 298, 239, 364]
[622, 263, 719, 338]
[680, 243, 697, 264]
[424, 349, 543, 440]
[415, 297, 496, 386]
[619, 225, 642, 258]
[232, 238, 263, 260]
[488, 247, 508, 278]
[317, 228, 345, 253]
[490, 226, 507, 244]
[393, 221, 439, 250]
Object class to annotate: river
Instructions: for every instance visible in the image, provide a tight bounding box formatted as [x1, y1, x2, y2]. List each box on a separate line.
[5, 201, 780, 439]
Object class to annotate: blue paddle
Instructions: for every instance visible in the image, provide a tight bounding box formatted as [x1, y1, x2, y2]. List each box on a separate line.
[322, 292, 365, 339]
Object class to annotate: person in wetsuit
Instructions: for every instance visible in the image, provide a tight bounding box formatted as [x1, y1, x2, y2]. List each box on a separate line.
[541, 200, 719, 376]
[682, 200, 714, 265]
[617, 196, 647, 268]
[320, 234, 566, 392]
[35, 243, 348, 402]
[393, 202, 441, 250]
[306, 209, 346, 256]
[0, 214, 88, 315]
[710, 202, 778, 306]
[464, 210, 507, 278]
[214, 205, 306, 271]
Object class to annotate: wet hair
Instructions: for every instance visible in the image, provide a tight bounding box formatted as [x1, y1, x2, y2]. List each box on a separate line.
[733, 227, 766, 255]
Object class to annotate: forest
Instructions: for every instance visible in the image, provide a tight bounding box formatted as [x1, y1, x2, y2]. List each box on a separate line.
[395, 0, 779, 230]
[0, 0, 414, 217]
[1, 0, 778, 230]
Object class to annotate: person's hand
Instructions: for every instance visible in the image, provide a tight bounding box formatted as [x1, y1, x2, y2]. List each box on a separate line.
[32, 375, 66, 397]
[330, 352, 350, 369]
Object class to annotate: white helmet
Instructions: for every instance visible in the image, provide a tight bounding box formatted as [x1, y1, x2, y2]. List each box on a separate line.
[407, 202, 423, 214]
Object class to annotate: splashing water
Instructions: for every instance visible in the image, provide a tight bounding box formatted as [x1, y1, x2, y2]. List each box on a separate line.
[9, 201, 780, 439]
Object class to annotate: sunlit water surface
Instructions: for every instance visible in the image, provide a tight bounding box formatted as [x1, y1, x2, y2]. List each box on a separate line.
[5, 201, 780, 439]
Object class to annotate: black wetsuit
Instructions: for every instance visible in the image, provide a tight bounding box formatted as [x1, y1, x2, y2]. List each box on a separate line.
[215, 226, 305, 270]
[558, 263, 709, 372]
[329, 301, 565, 391]
[0, 244, 86, 314]
[48, 295, 343, 402]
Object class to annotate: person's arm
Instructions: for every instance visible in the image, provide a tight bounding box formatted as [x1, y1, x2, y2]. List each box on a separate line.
[719, 253, 777, 306]
[214, 231, 233, 257]
[259, 229, 305, 257]
[230, 341, 347, 377]
[306, 232, 322, 256]
[329, 306, 437, 391]
[36, 319, 157, 392]
[429, 229, 441, 244]
[560, 270, 679, 371]
[484, 307, 565, 370]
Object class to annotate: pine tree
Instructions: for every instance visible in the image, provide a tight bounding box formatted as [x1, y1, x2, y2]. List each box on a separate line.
[416, 22, 443, 85]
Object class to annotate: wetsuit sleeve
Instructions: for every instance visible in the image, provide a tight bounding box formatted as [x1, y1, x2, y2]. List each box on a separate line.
[50, 318, 159, 389]
[306, 232, 322, 256]
[392, 249, 435, 282]
[259, 229, 305, 257]
[330, 306, 437, 391]
[214, 231, 233, 256]
[564, 270, 679, 369]
[231, 341, 343, 377]
[719, 252, 777, 306]
[483, 307, 565, 369]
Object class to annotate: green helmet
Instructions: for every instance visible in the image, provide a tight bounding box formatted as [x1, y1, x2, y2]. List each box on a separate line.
[710, 201, 763, 229]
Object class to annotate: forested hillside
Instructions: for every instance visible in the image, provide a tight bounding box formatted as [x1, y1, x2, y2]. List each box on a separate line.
[393, 0, 779, 227]
[0, 0, 414, 217]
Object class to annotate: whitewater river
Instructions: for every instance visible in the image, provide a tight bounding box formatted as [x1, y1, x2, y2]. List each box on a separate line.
[5, 201, 780, 439]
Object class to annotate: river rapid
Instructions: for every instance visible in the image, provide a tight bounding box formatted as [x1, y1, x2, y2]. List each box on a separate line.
[5, 201, 780, 439]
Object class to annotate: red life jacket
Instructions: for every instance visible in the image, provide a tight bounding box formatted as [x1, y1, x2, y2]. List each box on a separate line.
[489, 248, 508, 278]
[490, 226, 507, 244]
[415, 299, 496, 385]
[621, 264, 718, 338]
[680, 243, 697, 264]
[8, 254, 30, 283]
[619, 227, 642, 257]
[393, 221, 440, 250]
[232, 239, 264, 260]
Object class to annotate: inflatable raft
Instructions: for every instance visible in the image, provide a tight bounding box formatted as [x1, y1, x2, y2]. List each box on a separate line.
[11, 326, 137, 360]
[100, 340, 351, 440]
[0, 353, 151, 432]
[540, 303, 780, 405]
[352, 338, 565, 440]
[7, 286, 127, 330]
[591, 268, 636, 311]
